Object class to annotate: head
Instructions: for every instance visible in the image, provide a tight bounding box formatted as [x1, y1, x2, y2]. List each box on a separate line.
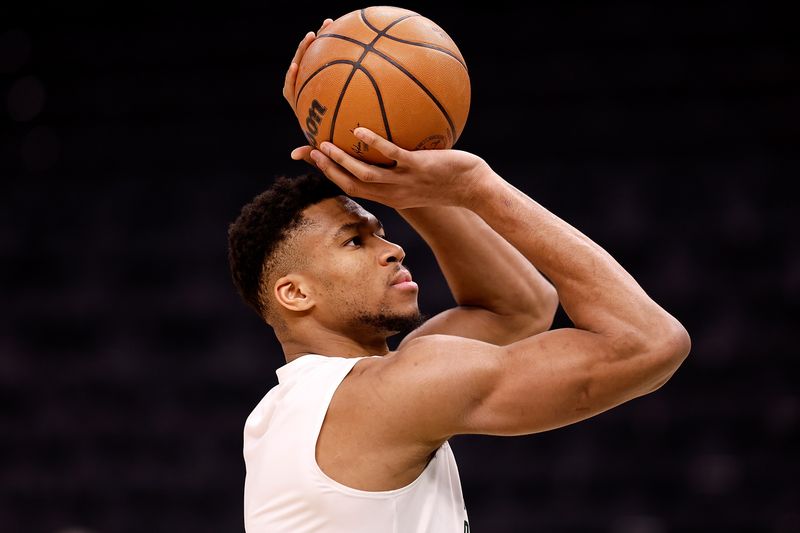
[227, 173, 424, 345]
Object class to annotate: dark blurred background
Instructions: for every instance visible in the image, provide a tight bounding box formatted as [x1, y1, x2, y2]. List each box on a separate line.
[1, 1, 797, 532]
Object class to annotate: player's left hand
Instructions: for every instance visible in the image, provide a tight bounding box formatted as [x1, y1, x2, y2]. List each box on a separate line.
[283, 18, 334, 111]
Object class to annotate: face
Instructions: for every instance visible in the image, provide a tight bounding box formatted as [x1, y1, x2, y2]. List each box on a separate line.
[295, 196, 424, 336]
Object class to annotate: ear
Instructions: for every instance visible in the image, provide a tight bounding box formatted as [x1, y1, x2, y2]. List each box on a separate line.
[273, 274, 315, 313]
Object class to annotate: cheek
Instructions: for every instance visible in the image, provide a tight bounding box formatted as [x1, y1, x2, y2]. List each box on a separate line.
[317, 261, 368, 295]
[330, 254, 373, 280]
[319, 261, 380, 304]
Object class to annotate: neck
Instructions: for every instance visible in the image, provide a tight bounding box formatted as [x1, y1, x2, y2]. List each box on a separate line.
[278, 324, 391, 363]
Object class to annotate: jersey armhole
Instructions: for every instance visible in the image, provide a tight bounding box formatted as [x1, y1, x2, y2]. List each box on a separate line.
[308, 357, 437, 499]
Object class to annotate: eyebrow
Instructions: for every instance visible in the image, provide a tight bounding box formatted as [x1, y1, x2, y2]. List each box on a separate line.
[332, 218, 384, 240]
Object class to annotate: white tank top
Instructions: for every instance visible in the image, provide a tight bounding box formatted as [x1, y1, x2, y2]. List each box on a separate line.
[243, 354, 470, 532]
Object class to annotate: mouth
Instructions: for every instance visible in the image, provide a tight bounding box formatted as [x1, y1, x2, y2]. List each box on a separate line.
[390, 270, 418, 291]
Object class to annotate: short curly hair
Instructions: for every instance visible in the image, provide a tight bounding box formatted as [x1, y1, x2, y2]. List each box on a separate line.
[227, 173, 344, 324]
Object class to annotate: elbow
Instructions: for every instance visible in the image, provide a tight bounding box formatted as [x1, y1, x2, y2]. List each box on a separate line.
[656, 318, 691, 366]
[497, 284, 560, 341]
[543, 284, 560, 325]
[608, 315, 691, 396]
[526, 284, 560, 334]
[643, 318, 691, 391]
[673, 323, 692, 362]
[626, 313, 691, 365]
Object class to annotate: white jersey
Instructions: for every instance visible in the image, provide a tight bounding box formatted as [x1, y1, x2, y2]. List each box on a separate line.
[244, 354, 469, 532]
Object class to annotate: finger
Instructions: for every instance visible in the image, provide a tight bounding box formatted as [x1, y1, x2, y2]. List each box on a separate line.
[285, 31, 314, 106]
[290, 145, 311, 160]
[319, 141, 391, 183]
[352, 127, 409, 163]
[290, 145, 317, 167]
[317, 18, 334, 35]
[310, 150, 370, 199]
[283, 62, 299, 106]
[290, 31, 316, 67]
[284, 31, 317, 106]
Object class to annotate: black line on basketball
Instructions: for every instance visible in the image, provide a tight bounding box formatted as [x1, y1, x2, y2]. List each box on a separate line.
[295, 59, 357, 109]
[367, 47, 458, 142]
[328, 68, 359, 149]
[356, 66, 393, 144]
[360, 8, 420, 34]
[316, 34, 369, 50]
[360, 9, 466, 72]
[376, 35, 467, 72]
[329, 13, 418, 148]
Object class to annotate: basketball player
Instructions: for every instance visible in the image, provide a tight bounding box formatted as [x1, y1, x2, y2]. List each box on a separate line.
[228, 24, 690, 532]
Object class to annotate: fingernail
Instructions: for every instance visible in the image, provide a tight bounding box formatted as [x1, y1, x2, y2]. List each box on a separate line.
[353, 128, 365, 139]
[310, 150, 321, 162]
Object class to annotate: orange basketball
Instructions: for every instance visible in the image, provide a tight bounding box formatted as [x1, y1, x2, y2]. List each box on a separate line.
[293, 6, 470, 166]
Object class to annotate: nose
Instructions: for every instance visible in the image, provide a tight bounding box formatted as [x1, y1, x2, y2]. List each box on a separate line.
[380, 240, 405, 265]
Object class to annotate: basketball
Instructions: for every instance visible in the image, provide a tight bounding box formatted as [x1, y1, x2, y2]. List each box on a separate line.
[293, 6, 470, 166]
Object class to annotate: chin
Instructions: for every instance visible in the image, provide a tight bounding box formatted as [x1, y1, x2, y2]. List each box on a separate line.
[351, 308, 426, 334]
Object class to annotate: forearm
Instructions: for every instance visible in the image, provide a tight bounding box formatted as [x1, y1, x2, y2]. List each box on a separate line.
[397, 205, 557, 318]
[466, 170, 678, 339]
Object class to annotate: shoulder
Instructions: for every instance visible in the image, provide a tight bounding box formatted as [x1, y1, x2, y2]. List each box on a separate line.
[359, 334, 500, 381]
[342, 335, 504, 442]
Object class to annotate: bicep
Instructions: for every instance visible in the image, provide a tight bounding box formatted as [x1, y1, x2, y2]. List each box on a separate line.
[463, 328, 663, 436]
[380, 329, 674, 444]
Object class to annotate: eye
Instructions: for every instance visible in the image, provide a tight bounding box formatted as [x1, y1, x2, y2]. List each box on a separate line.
[345, 236, 362, 247]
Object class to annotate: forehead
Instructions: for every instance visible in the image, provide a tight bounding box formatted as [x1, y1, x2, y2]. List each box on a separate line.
[302, 196, 380, 233]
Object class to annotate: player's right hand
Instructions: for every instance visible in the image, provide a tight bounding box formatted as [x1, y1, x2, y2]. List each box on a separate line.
[292, 127, 495, 210]
[283, 19, 334, 112]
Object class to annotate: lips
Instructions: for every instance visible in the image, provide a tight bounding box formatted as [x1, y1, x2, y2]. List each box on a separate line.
[390, 270, 413, 286]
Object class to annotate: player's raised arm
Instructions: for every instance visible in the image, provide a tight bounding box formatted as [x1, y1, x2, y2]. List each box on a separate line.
[309, 127, 690, 440]
[393, 203, 558, 347]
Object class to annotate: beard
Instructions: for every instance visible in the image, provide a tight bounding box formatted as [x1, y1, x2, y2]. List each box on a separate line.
[350, 308, 428, 336]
